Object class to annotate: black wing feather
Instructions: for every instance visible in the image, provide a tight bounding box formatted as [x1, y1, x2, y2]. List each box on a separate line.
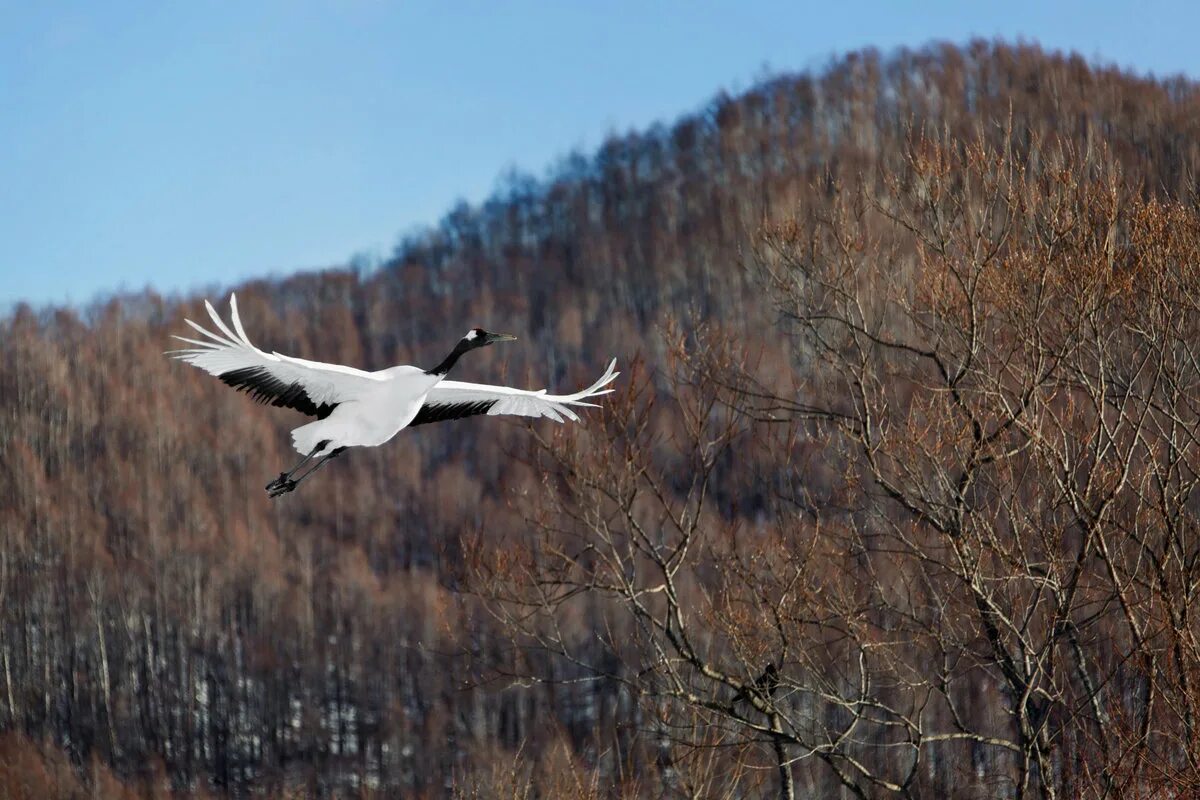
[408, 400, 498, 427]
[219, 366, 338, 419]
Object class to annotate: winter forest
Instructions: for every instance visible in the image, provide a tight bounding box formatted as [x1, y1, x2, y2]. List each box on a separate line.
[6, 41, 1200, 798]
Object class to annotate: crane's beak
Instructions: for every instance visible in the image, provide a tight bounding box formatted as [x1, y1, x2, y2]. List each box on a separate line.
[485, 332, 518, 344]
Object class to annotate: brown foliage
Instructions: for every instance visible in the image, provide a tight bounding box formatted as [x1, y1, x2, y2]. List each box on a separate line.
[472, 128, 1200, 798]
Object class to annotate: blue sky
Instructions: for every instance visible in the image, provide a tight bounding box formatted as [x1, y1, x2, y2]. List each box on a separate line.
[3, 1, 1197, 308]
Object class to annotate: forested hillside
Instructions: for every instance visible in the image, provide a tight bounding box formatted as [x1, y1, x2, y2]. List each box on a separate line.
[4, 41, 1200, 798]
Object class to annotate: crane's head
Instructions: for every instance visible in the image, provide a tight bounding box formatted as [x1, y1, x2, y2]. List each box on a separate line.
[464, 328, 518, 349]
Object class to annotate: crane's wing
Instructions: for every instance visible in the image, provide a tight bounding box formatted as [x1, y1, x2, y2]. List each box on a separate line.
[409, 359, 619, 426]
[168, 293, 384, 419]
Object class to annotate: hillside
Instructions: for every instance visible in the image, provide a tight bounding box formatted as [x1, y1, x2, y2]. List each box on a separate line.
[4, 40, 1200, 798]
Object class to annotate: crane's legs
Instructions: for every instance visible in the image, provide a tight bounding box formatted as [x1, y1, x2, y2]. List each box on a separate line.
[266, 442, 345, 498]
[288, 449, 343, 490]
[266, 442, 326, 492]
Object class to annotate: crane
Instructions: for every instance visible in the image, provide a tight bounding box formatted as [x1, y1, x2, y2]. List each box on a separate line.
[169, 294, 618, 497]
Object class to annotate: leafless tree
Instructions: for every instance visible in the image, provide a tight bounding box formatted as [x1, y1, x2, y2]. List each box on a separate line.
[475, 131, 1200, 799]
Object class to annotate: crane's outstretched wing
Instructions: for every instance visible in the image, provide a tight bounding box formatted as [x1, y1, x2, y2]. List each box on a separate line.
[168, 294, 383, 419]
[410, 359, 619, 427]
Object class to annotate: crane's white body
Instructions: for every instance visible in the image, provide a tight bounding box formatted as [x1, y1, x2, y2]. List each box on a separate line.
[290, 365, 434, 455]
[170, 294, 619, 460]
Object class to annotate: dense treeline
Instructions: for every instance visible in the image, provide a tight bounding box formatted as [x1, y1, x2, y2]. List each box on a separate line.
[2, 40, 1200, 798]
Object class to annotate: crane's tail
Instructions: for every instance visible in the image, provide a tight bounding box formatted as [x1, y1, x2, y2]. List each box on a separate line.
[290, 420, 340, 457]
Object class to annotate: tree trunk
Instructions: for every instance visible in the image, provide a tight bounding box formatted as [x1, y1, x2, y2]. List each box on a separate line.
[772, 714, 795, 800]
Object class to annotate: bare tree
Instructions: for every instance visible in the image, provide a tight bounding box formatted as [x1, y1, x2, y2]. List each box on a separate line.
[474, 131, 1200, 799]
[729, 131, 1200, 797]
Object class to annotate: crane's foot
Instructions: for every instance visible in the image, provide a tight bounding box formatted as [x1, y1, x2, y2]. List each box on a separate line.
[266, 477, 297, 498]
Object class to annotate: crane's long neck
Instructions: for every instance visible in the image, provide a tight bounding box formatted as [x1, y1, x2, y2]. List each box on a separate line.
[426, 339, 471, 376]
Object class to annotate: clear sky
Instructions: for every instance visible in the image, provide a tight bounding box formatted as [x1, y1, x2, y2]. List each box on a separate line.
[3, 1, 1197, 308]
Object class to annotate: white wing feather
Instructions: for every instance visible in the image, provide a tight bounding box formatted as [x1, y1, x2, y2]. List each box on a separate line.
[168, 293, 383, 411]
[427, 359, 619, 423]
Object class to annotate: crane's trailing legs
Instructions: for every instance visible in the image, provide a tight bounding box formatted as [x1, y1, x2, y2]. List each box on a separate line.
[266, 441, 344, 498]
[266, 441, 326, 492]
[285, 448, 344, 493]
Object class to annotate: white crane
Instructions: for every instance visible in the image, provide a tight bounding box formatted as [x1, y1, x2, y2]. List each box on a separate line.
[169, 294, 619, 497]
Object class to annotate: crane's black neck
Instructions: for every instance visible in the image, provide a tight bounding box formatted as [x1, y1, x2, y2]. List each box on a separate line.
[426, 339, 472, 376]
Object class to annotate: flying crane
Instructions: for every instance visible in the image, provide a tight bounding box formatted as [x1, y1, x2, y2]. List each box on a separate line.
[170, 294, 618, 497]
